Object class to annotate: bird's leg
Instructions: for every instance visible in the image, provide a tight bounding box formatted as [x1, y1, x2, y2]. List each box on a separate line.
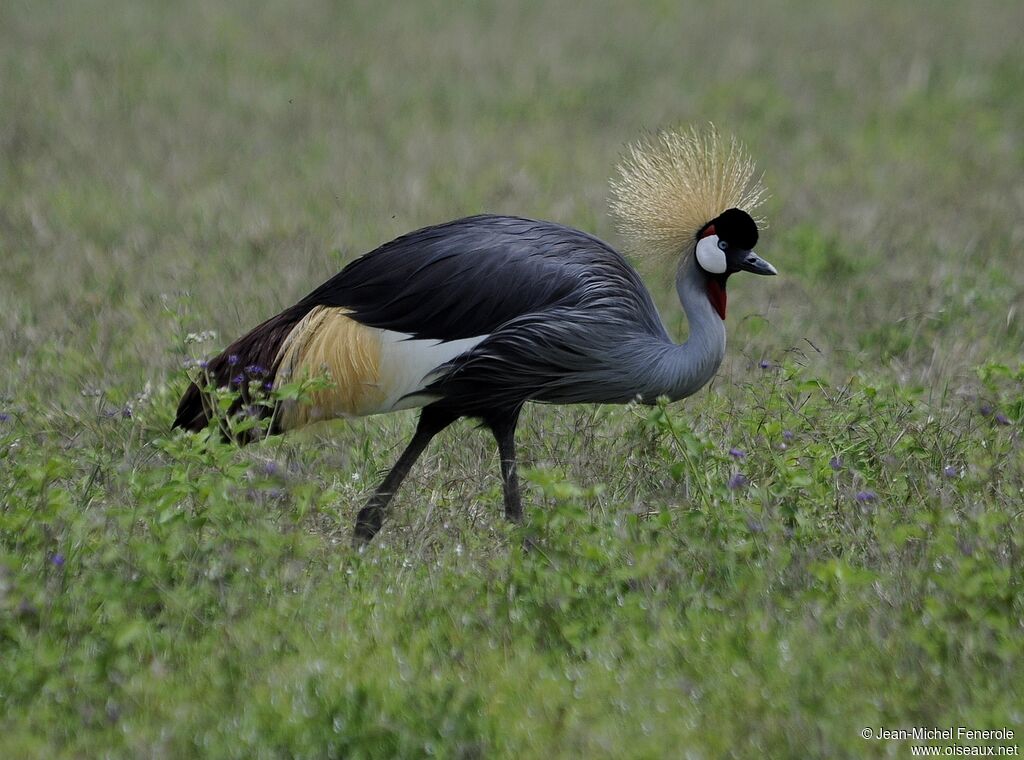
[487, 408, 523, 522]
[353, 407, 457, 545]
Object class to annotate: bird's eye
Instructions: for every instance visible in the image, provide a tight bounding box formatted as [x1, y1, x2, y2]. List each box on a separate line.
[717, 240, 728, 251]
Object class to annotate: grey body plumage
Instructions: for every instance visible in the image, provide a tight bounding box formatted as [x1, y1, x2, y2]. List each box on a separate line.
[414, 215, 677, 411]
[425, 221, 727, 411]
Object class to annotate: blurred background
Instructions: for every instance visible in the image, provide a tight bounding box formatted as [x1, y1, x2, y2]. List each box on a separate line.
[2, 0, 1022, 406]
[2, 3, 1023, 755]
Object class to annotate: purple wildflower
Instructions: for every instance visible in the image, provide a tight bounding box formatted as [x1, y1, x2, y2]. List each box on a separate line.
[198, 359, 210, 369]
[50, 553, 65, 567]
[759, 359, 771, 370]
[232, 374, 246, 386]
[227, 354, 239, 366]
[829, 456, 842, 471]
[994, 412, 1011, 426]
[263, 381, 274, 392]
[245, 364, 266, 376]
[855, 490, 877, 503]
[746, 516, 764, 533]
[728, 473, 749, 490]
[0, 412, 9, 423]
[259, 460, 280, 477]
[943, 465, 958, 478]
[979, 403, 993, 417]
[782, 430, 794, 442]
[729, 447, 746, 460]
[121, 406, 132, 419]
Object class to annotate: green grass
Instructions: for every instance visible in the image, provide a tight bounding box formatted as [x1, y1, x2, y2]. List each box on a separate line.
[2, 0, 1023, 757]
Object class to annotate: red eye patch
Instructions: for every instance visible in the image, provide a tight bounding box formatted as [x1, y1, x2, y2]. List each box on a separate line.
[700, 224, 717, 239]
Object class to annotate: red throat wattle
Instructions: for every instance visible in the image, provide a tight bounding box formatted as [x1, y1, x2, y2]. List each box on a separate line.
[706, 280, 727, 320]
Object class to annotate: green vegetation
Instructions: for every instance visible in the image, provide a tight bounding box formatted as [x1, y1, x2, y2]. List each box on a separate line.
[1, 0, 1022, 756]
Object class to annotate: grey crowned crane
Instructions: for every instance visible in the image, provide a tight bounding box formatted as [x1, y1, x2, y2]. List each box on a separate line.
[174, 127, 777, 543]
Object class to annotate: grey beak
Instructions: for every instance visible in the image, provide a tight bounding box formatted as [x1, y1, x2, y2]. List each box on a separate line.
[739, 251, 777, 276]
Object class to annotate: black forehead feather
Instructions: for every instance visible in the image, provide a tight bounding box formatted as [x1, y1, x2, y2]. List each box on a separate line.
[714, 208, 759, 249]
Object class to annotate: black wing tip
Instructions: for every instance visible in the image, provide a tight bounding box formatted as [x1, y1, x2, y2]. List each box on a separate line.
[173, 380, 211, 432]
[173, 378, 263, 444]
[172, 308, 308, 442]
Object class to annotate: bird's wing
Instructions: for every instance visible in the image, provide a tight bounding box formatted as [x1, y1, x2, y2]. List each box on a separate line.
[301, 214, 638, 341]
[423, 302, 667, 412]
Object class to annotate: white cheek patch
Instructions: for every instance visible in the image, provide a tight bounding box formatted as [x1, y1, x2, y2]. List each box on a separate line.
[696, 234, 727, 274]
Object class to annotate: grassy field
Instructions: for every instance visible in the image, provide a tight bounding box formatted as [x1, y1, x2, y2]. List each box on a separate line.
[2, 0, 1023, 756]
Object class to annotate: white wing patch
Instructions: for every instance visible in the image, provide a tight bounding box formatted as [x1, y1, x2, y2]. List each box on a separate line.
[377, 330, 487, 412]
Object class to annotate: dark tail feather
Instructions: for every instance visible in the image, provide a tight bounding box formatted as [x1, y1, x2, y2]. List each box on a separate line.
[174, 380, 214, 432]
[173, 307, 308, 441]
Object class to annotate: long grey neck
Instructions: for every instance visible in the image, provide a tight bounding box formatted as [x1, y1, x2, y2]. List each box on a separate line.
[650, 255, 727, 402]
